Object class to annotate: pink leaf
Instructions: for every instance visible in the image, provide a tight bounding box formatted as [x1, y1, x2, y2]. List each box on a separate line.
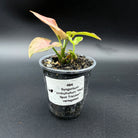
[28, 37, 62, 58]
[30, 11, 68, 40]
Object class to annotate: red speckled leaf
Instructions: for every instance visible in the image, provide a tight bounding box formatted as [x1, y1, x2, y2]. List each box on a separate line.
[28, 37, 61, 58]
[30, 11, 68, 40]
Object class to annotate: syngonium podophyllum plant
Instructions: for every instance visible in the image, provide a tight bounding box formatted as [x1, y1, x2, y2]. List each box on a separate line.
[28, 11, 101, 64]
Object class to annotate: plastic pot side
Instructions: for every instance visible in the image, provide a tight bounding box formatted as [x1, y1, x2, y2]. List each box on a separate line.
[39, 55, 96, 119]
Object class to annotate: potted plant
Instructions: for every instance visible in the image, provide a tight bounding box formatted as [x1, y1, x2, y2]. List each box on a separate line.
[28, 11, 101, 119]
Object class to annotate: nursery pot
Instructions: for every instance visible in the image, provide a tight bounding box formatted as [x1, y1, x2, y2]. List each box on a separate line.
[39, 54, 96, 119]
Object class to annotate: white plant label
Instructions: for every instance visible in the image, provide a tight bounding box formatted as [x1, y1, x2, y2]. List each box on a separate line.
[46, 76, 84, 106]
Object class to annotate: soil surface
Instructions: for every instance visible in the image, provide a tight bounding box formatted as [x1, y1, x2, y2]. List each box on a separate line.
[42, 55, 93, 70]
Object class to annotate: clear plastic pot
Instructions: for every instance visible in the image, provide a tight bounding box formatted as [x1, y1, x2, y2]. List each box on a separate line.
[39, 55, 96, 119]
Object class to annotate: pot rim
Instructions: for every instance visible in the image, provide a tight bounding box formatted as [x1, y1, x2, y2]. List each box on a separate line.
[39, 54, 96, 74]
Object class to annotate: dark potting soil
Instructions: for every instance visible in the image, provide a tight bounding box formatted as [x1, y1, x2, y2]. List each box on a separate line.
[42, 55, 93, 70]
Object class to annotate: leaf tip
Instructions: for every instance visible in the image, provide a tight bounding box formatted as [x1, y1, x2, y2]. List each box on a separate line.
[98, 35, 102, 40]
[28, 54, 31, 58]
[94, 33, 102, 40]
[29, 10, 34, 14]
[98, 37, 102, 41]
[28, 50, 32, 58]
[29, 10, 37, 17]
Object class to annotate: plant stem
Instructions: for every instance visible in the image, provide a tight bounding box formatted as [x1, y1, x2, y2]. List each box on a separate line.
[63, 40, 69, 49]
[62, 40, 69, 55]
[72, 44, 77, 59]
[63, 40, 66, 48]
[57, 35, 62, 45]
[52, 48, 62, 60]
[61, 40, 65, 57]
[73, 44, 75, 53]
[61, 40, 69, 58]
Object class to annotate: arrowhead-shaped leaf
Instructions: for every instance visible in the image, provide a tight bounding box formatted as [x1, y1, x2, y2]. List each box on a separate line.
[73, 36, 83, 45]
[66, 31, 101, 40]
[30, 11, 68, 40]
[28, 37, 62, 58]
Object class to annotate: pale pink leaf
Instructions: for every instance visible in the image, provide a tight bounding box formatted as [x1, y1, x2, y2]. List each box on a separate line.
[30, 11, 68, 40]
[28, 37, 62, 58]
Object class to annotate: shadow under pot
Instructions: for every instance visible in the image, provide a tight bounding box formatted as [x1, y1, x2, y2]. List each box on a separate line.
[39, 54, 96, 119]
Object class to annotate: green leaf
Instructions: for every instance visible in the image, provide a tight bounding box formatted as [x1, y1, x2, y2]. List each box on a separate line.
[66, 31, 74, 37]
[66, 31, 101, 40]
[73, 36, 83, 45]
[68, 36, 74, 44]
[28, 37, 62, 58]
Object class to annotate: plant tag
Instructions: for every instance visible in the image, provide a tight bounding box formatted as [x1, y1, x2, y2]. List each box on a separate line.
[46, 76, 84, 106]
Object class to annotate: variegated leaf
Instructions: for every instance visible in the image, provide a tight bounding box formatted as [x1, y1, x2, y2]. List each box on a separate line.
[66, 31, 101, 40]
[28, 37, 61, 58]
[30, 11, 68, 40]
